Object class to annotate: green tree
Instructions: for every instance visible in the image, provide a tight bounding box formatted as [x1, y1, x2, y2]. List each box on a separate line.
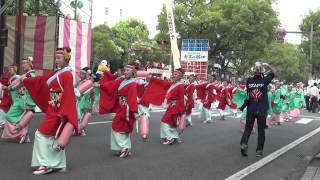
[112, 18, 149, 45]
[157, 0, 279, 75]
[149, 32, 171, 65]
[112, 18, 149, 63]
[92, 25, 123, 69]
[299, 10, 320, 78]
[5, 0, 56, 16]
[263, 42, 308, 82]
[130, 38, 171, 66]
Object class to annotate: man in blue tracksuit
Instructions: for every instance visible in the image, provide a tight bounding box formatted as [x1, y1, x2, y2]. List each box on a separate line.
[240, 62, 276, 157]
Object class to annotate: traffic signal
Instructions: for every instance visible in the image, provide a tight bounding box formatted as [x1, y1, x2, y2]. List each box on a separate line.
[157, 40, 168, 45]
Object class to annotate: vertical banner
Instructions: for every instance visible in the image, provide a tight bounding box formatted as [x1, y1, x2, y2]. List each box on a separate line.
[58, 17, 92, 79]
[164, 0, 181, 70]
[3, 16, 56, 77]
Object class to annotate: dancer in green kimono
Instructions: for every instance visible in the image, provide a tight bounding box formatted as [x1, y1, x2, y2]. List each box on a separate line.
[290, 83, 305, 118]
[1, 58, 36, 143]
[233, 83, 248, 132]
[271, 83, 283, 125]
[281, 84, 290, 121]
[233, 84, 247, 109]
[287, 85, 296, 119]
[266, 84, 274, 127]
[75, 67, 93, 136]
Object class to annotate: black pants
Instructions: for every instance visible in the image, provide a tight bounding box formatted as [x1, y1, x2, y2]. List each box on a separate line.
[305, 95, 310, 111]
[310, 96, 318, 113]
[240, 110, 267, 151]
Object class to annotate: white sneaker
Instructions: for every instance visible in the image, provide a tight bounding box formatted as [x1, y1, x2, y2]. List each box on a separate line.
[119, 148, 130, 158]
[163, 138, 175, 145]
[80, 130, 86, 136]
[25, 135, 31, 143]
[33, 166, 53, 175]
[19, 135, 26, 144]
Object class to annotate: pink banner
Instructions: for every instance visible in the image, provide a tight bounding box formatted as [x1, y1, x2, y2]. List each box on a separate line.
[58, 17, 92, 79]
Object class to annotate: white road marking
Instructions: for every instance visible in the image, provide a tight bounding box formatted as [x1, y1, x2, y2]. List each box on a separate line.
[300, 115, 320, 119]
[150, 107, 165, 110]
[192, 111, 233, 117]
[151, 109, 166, 112]
[88, 121, 112, 125]
[225, 126, 320, 180]
[295, 118, 314, 124]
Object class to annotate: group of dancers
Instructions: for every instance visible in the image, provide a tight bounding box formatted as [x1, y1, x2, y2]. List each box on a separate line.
[0, 47, 306, 175]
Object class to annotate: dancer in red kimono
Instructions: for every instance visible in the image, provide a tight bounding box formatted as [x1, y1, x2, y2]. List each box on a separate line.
[185, 75, 196, 126]
[98, 65, 139, 158]
[198, 74, 217, 123]
[22, 47, 78, 175]
[142, 68, 185, 145]
[136, 75, 152, 139]
[195, 77, 208, 113]
[0, 77, 12, 129]
[217, 81, 237, 120]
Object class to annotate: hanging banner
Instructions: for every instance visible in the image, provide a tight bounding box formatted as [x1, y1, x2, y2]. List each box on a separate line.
[181, 51, 208, 62]
[181, 39, 209, 80]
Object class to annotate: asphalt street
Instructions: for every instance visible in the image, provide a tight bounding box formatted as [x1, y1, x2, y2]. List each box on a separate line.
[1, 107, 320, 180]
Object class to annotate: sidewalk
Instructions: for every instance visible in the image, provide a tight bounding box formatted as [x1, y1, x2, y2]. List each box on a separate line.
[300, 153, 320, 180]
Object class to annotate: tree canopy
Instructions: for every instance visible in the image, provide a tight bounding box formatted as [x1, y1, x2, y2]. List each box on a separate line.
[263, 42, 308, 82]
[157, 0, 279, 75]
[299, 10, 320, 78]
[92, 25, 123, 70]
[5, 0, 56, 16]
[92, 19, 169, 70]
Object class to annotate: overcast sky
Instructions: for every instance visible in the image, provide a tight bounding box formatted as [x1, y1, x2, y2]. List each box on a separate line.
[85, 0, 320, 44]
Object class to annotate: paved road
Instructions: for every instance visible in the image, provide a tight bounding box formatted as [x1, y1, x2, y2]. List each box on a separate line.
[1, 108, 320, 180]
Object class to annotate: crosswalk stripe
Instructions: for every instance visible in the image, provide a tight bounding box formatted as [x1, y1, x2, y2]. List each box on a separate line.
[300, 115, 320, 119]
[88, 121, 112, 125]
[295, 118, 314, 124]
[151, 110, 166, 112]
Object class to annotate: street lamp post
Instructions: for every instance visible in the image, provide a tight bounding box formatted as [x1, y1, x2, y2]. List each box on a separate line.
[276, 24, 315, 79]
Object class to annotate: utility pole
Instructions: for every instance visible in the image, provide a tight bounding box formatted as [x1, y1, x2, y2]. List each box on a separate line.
[90, 0, 93, 70]
[15, 0, 24, 73]
[35, 0, 40, 15]
[310, 23, 314, 79]
[74, 0, 78, 20]
[0, 0, 6, 76]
